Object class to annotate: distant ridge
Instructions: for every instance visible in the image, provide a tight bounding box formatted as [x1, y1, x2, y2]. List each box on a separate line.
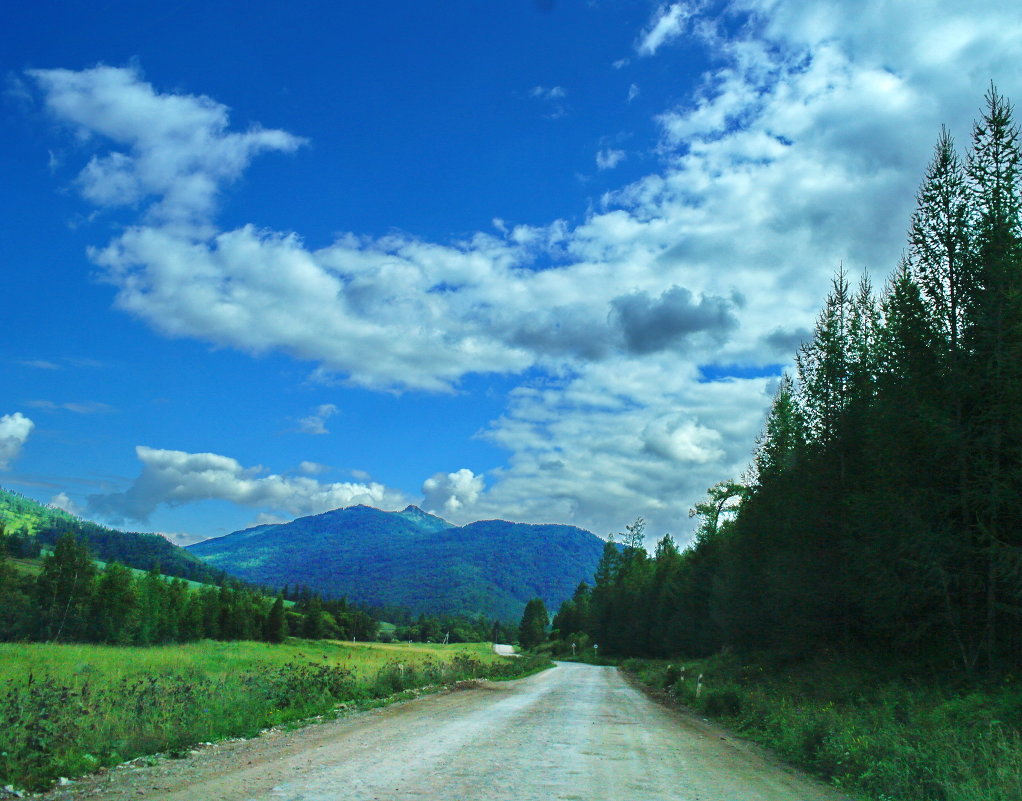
[188, 504, 606, 621]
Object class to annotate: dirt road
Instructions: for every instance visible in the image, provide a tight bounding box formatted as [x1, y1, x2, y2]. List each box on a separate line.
[42, 662, 851, 801]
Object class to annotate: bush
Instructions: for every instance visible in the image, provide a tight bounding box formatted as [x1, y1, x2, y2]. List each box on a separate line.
[699, 686, 743, 718]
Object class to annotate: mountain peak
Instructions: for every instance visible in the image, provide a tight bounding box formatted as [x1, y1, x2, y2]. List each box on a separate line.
[397, 504, 453, 532]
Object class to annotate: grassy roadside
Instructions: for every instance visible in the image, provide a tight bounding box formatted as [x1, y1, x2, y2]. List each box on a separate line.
[0, 639, 550, 792]
[620, 653, 1022, 801]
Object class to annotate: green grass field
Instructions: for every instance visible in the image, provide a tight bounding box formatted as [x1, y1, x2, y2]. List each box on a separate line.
[0, 639, 548, 792]
[0, 639, 505, 685]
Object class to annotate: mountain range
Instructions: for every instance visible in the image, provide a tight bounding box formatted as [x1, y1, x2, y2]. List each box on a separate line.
[187, 504, 608, 621]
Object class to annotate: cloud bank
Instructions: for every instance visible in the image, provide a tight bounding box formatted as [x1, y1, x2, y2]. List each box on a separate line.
[30, 1, 1022, 540]
[87, 446, 409, 525]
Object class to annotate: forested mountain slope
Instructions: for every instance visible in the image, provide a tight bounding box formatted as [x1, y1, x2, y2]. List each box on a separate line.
[188, 504, 606, 621]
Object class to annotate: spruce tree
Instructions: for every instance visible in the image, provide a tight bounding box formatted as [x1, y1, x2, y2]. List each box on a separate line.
[264, 595, 286, 643]
[751, 375, 805, 487]
[963, 84, 1022, 669]
[796, 268, 854, 450]
[88, 562, 138, 643]
[910, 125, 973, 353]
[517, 598, 548, 650]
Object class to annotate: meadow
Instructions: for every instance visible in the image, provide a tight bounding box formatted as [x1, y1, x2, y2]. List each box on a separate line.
[0, 639, 548, 791]
[621, 654, 1022, 801]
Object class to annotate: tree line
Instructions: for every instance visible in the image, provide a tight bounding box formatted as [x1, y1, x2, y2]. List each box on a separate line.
[552, 87, 1022, 674]
[0, 531, 378, 645]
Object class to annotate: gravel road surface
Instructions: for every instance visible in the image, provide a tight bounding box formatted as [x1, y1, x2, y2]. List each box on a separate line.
[40, 662, 852, 801]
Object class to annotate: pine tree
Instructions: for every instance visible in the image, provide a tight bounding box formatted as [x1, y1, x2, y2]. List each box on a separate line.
[88, 562, 138, 643]
[910, 125, 973, 353]
[796, 268, 854, 449]
[751, 375, 805, 487]
[517, 598, 548, 650]
[963, 84, 1022, 669]
[264, 595, 286, 643]
[302, 596, 325, 639]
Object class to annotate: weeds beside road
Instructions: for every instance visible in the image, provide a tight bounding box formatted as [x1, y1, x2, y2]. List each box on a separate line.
[621, 653, 1022, 801]
[0, 639, 550, 792]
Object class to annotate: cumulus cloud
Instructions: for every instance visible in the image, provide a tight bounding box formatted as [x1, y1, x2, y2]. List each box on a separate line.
[87, 445, 408, 523]
[297, 404, 339, 435]
[465, 357, 770, 538]
[637, 3, 695, 56]
[422, 468, 485, 517]
[641, 415, 725, 463]
[28, 64, 305, 223]
[49, 492, 84, 516]
[298, 460, 330, 475]
[611, 286, 739, 354]
[0, 413, 34, 470]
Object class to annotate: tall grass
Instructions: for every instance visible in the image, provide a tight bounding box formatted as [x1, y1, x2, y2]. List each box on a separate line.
[622, 655, 1022, 801]
[0, 640, 549, 791]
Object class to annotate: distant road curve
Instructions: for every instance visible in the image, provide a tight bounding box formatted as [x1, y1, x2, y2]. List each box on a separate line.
[41, 662, 852, 801]
[493, 642, 517, 656]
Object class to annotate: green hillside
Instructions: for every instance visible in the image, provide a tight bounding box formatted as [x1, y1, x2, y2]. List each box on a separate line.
[188, 504, 607, 621]
[0, 486, 229, 585]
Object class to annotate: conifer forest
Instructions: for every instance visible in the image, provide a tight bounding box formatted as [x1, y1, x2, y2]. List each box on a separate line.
[554, 87, 1022, 675]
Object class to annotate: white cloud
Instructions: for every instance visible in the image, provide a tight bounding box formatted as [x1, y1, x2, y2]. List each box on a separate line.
[298, 460, 330, 475]
[0, 413, 34, 470]
[637, 3, 695, 57]
[596, 148, 626, 170]
[627, 83, 640, 103]
[641, 414, 724, 463]
[28, 65, 305, 224]
[49, 492, 84, 516]
[456, 358, 772, 538]
[422, 468, 485, 518]
[297, 403, 339, 435]
[87, 445, 409, 523]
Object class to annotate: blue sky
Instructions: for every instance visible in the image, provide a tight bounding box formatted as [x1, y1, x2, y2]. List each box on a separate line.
[3, 0, 1021, 545]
